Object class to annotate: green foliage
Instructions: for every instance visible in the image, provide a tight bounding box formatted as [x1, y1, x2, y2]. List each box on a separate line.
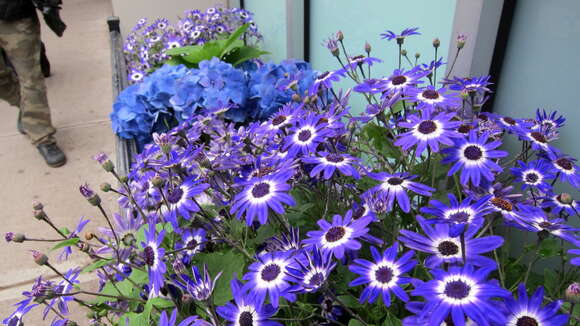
[82, 259, 112, 273]
[538, 238, 561, 258]
[166, 24, 268, 68]
[191, 250, 247, 305]
[50, 237, 80, 251]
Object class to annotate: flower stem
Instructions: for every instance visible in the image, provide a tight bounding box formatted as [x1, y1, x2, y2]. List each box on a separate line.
[324, 289, 369, 326]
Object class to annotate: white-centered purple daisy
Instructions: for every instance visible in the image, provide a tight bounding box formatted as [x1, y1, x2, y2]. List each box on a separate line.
[395, 110, 462, 156]
[162, 177, 209, 228]
[175, 228, 206, 265]
[286, 246, 336, 293]
[283, 115, 331, 157]
[242, 251, 295, 307]
[442, 131, 508, 186]
[381, 27, 420, 42]
[411, 264, 510, 326]
[348, 243, 416, 307]
[535, 108, 566, 131]
[543, 152, 580, 188]
[399, 216, 503, 268]
[302, 151, 361, 180]
[541, 193, 579, 216]
[230, 170, 295, 226]
[304, 210, 373, 259]
[158, 309, 210, 326]
[511, 160, 555, 193]
[383, 68, 426, 95]
[510, 205, 579, 244]
[309, 69, 347, 95]
[518, 128, 558, 154]
[217, 279, 281, 326]
[502, 284, 569, 326]
[141, 223, 166, 297]
[407, 85, 459, 112]
[173, 264, 222, 301]
[366, 172, 434, 213]
[421, 193, 492, 237]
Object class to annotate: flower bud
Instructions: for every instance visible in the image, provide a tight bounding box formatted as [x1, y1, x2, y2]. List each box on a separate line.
[331, 47, 340, 57]
[34, 209, 48, 221]
[433, 38, 440, 48]
[119, 175, 129, 183]
[558, 193, 573, 205]
[79, 242, 91, 253]
[85, 232, 95, 241]
[5, 232, 14, 242]
[31, 250, 48, 266]
[151, 175, 165, 188]
[100, 182, 112, 192]
[80, 184, 101, 206]
[457, 33, 466, 49]
[310, 94, 318, 103]
[336, 30, 344, 41]
[415, 52, 420, 59]
[291, 93, 301, 102]
[400, 49, 407, 56]
[122, 233, 136, 246]
[13, 233, 25, 243]
[173, 259, 186, 274]
[364, 41, 371, 54]
[287, 80, 298, 91]
[565, 282, 580, 303]
[32, 200, 44, 211]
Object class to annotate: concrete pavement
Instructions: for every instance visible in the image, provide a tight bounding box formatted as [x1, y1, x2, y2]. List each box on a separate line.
[0, 0, 118, 323]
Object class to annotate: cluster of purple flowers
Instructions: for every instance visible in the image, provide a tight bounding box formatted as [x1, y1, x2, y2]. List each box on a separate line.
[5, 27, 579, 326]
[124, 7, 262, 83]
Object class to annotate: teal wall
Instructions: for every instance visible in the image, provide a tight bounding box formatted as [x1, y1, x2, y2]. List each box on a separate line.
[309, 0, 457, 113]
[493, 0, 580, 194]
[244, 0, 288, 63]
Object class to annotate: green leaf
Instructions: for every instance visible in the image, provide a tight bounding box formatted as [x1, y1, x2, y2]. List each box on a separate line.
[59, 227, 71, 236]
[381, 314, 402, 326]
[149, 297, 175, 309]
[50, 237, 80, 251]
[219, 23, 250, 56]
[224, 46, 269, 66]
[543, 268, 558, 297]
[349, 320, 374, 326]
[389, 101, 405, 114]
[140, 298, 153, 325]
[165, 45, 200, 56]
[538, 238, 560, 258]
[337, 295, 361, 308]
[192, 250, 246, 305]
[82, 259, 112, 273]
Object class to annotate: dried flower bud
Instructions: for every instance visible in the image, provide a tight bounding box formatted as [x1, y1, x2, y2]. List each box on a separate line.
[400, 49, 407, 56]
[558, 193, 573, 205]
[336, 30, 344, 41]
[100, 182, 112, 192]
[291, 93, 301, 102]
[85, 232, 95, 241]
[31, 250, 48, 266]
[565, 282, 580, 303]
[364, 41, 371, 54]
[415, 52, 420, 59]
[457, 33, 467, 49]
[34, 209, 47, 221]
[433, 38, 440, 48]
[151, 175, 165, 188]
[32, 200, 43, 211]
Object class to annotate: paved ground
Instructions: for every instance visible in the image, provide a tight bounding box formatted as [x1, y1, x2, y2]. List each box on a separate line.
[0, 0, 117, 323]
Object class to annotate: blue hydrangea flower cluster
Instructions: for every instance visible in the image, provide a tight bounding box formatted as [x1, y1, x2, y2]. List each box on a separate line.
[111, 58, 317, 145]
[124, 7, 263, 84]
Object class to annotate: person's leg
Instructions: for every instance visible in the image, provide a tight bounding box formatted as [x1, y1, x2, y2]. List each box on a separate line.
[0, 16, 56, 145]
[0, 47, 21, 109]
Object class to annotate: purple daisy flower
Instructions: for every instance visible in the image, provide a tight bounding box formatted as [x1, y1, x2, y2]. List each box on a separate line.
[395, 110, 462, 156]
[535, 108, 565, 130]
[568, 243, 580, 266]
[381, 27, 420, 42]
[353, 78, 389, 94]
[447, 75, 492, 93]
[265, 227, 303, 253]
[518, 127, 558, 154]
[302, 151, 361, 180]
[304, 210, 373, 259]
[511, 160, 555, 193]
[399, 216, 503, 268]
[3, 299, 37, 325]
[442, 131, 508, 186]
[407, 85, 459, 112]
[493, 114, 534, 133]
[411, 264, 510, 326]
[217, 279, 281, 326]
[344, 55, 383, 71]
[502, 284, 569, 326]
[348, 243, 416, 307]
[175, 228, 206, 265]
[158, 309, 210, 326]
[366, 172, 434, 213]
[230, 170, 295, 226]
[286, 246, 336, 293]
[242, 251, 296, 307]
[162, 177, 210, 228]
[283, 115, 331, 157]
[173, 264, 222, 301]
[543, 152, 580, 188]
[42, 268, 81, 319]
[383, 68, 427, 94]
[58, 217, 90, 261]
[309, 69, 347, 95]
[141, 222, 166, 297]
[421, 193, 492, 237]
[511, 205, 579, 243]
[541, 193, 579, 216]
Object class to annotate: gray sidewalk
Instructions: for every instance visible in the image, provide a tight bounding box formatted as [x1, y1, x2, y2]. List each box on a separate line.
[0, 0, 118, 323]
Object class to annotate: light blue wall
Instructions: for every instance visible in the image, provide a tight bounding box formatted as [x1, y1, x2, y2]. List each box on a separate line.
[309, 0, 457, 113]
[244, 0, 288, 63]
[493, 0, 580, 194]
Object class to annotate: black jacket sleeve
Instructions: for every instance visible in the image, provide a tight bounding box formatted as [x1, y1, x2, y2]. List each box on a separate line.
[0, 0, 37, 21]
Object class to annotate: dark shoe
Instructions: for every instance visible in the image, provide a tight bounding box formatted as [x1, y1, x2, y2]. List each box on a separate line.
[37, 142, 66, 167]
[17, 111, 25, 135]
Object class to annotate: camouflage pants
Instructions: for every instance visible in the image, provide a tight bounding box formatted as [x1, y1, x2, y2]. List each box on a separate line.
[0, 16, 56, 145]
